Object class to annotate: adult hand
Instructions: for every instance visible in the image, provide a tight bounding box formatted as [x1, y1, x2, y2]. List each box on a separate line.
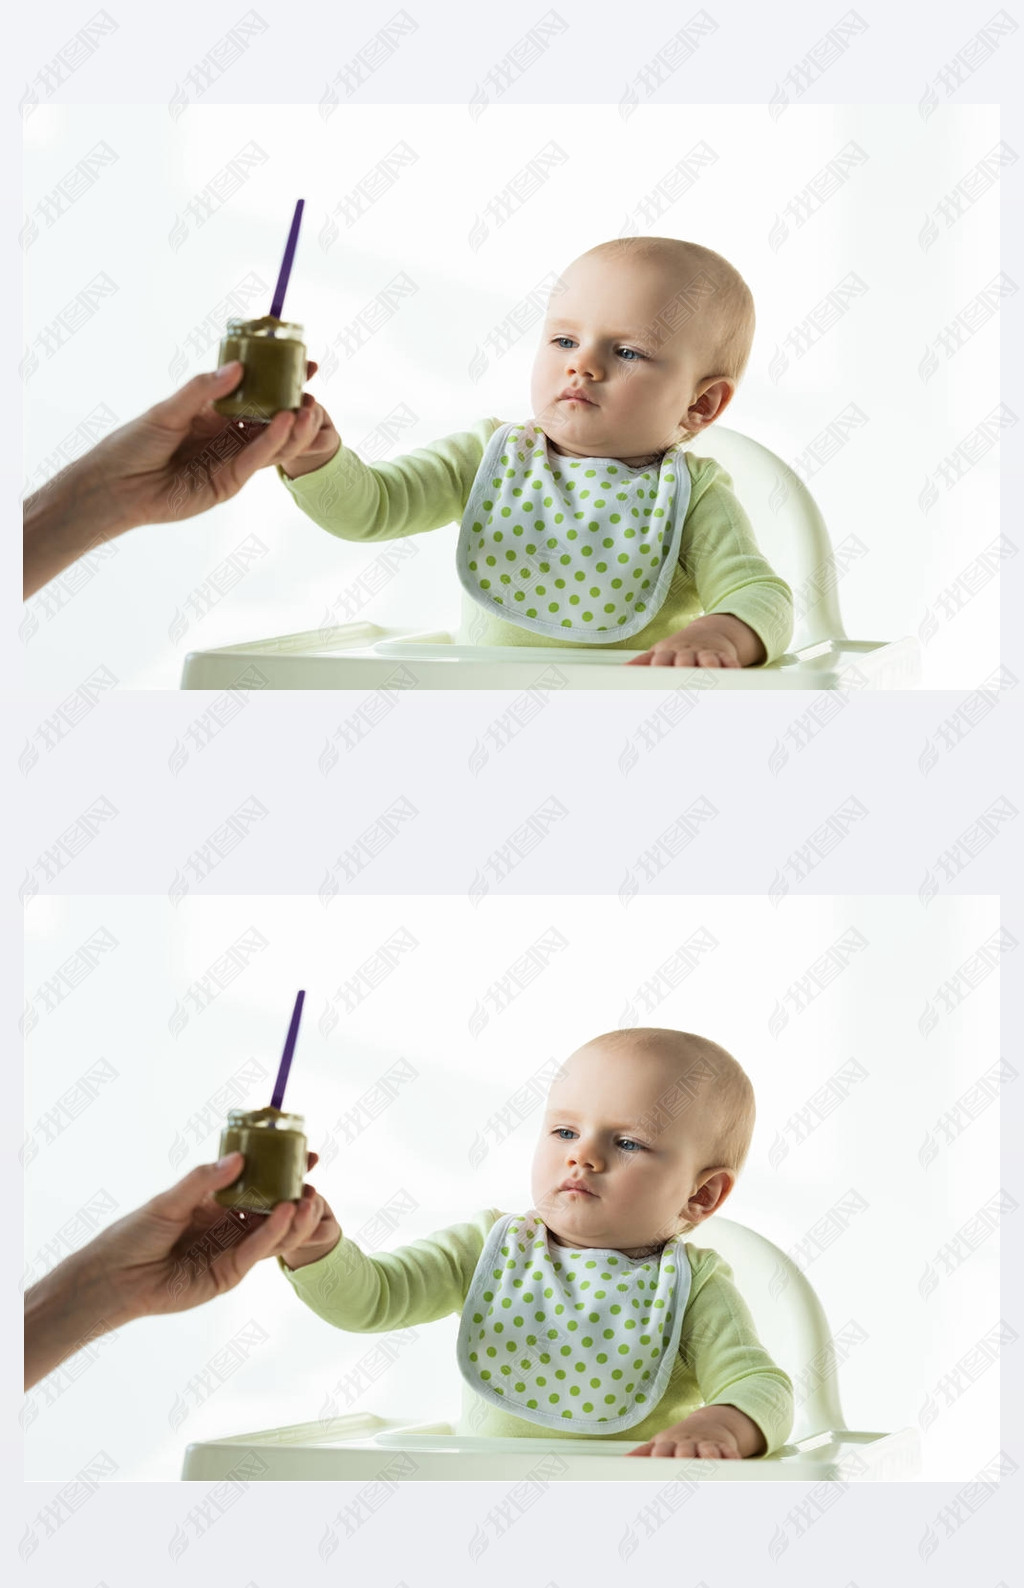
[24, 1151, 318, 1390]
[23, 361, 319, 598]
[93, 359, 322, 528]
[98, 1149, 322, 1321]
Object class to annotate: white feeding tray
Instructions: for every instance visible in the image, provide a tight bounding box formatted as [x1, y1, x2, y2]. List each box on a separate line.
[180, 1411, 921, 1483]
[180, 623, 921, 691]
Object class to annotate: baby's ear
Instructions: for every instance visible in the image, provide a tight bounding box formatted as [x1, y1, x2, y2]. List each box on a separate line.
[684, 1168, 735, 1224]
[685, 378, 735, 432]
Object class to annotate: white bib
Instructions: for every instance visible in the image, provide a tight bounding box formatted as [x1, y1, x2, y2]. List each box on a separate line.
[456, 1211, 691, 1433]
[457, 421, 692, 643]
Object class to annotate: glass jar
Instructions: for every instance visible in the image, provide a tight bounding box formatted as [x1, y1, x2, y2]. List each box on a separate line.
[214, 1107, 307, 1210]
[212, 316, 306, 422]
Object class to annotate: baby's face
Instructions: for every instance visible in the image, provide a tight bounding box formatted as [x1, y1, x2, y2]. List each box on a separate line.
[530, 254, 722, 466]
[530, 1039, 717, 1255]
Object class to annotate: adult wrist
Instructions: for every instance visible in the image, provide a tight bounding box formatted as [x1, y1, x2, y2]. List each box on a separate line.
[23, 467, 135, 597]
[24, 1251, 127, 1388]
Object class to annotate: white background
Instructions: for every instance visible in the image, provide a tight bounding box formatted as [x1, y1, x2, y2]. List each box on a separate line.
[24, 893, 1002, 1483]
[22, 101, 1002, 689]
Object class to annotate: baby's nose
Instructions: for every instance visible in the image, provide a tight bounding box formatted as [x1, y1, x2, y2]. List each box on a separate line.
[566, 348, 599, 379]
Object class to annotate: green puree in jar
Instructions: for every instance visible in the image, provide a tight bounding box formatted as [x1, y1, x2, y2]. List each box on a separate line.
[213, 316, 306, 422]
[214, 1106, 307, 1210]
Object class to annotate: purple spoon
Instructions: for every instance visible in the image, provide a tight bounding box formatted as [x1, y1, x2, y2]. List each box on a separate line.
[270, 989, 306, 1114]
[269, 199, 305, 323]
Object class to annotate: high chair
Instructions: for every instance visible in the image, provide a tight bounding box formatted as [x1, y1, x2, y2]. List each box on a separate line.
[180, 427, 920, 690]
[180, 1217, 921, 1481]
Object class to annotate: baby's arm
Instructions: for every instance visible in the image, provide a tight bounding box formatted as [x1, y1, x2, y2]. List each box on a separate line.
[628, 1247, 794, 1460]
[627, 457, 793, 668]
[277, 410, 500, 546]
[279, 1194, 497, 1334]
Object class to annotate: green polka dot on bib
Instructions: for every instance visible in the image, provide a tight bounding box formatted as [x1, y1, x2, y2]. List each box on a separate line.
[457, 421, 691, 643]
[457, 1212, 691, 1433]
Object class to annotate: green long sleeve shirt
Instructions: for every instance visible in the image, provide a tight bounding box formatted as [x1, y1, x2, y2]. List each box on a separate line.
[280, 1209, 794, 1455]
[280, 419, 794, 664]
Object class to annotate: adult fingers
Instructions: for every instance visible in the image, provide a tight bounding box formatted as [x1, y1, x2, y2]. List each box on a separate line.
[145, 1152, 245, 1225]
[147, 364, 245, 435]
[306, 1150, 320, 1170]
[221, 409, 300, 486]
[305, 359, 319, 379]
[211, 1198, 299, 1289]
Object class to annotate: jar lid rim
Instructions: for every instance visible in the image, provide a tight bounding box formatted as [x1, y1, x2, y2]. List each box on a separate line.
[225, 1106, 305, 1123]
[224, 316, 304, 331]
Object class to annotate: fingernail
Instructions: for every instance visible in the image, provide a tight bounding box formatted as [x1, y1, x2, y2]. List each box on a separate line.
[216, 1151, 242, 1168]
[215, 361, 241, 376]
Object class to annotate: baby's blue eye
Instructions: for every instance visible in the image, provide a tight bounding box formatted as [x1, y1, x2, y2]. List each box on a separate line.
[551, 337, 645, 362]
[552, 1128, 644, 1151]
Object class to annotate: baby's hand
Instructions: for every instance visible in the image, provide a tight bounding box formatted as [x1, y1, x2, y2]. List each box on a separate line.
[627, 628, 740, 669]
[625, 614, 765, 669]
[275, 383, 342, 480]
[627, 1418, 741, 1459]
[243, 1151, 342, 1271]
[626, 1405, 764, 1459]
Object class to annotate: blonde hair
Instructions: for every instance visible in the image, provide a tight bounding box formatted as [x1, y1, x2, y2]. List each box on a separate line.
[573, 236, 756, 386]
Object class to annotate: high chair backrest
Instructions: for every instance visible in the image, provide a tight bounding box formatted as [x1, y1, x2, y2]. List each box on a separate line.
[697, 1217, 846, 1441]
[688, 427, 847, 651]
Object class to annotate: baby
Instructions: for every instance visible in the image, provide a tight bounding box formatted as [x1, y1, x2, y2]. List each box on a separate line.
[274, 237, 794, 668]
[277, 1028, 794, 1459]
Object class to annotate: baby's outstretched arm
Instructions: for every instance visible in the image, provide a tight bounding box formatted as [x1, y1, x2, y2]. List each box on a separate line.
[626, 1402, 766, 1460]
[625, 612, 766, 669]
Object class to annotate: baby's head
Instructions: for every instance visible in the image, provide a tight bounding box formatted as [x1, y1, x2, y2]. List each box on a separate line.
[530, 237, 755, 467]
[530, 1027, 755, 1255]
